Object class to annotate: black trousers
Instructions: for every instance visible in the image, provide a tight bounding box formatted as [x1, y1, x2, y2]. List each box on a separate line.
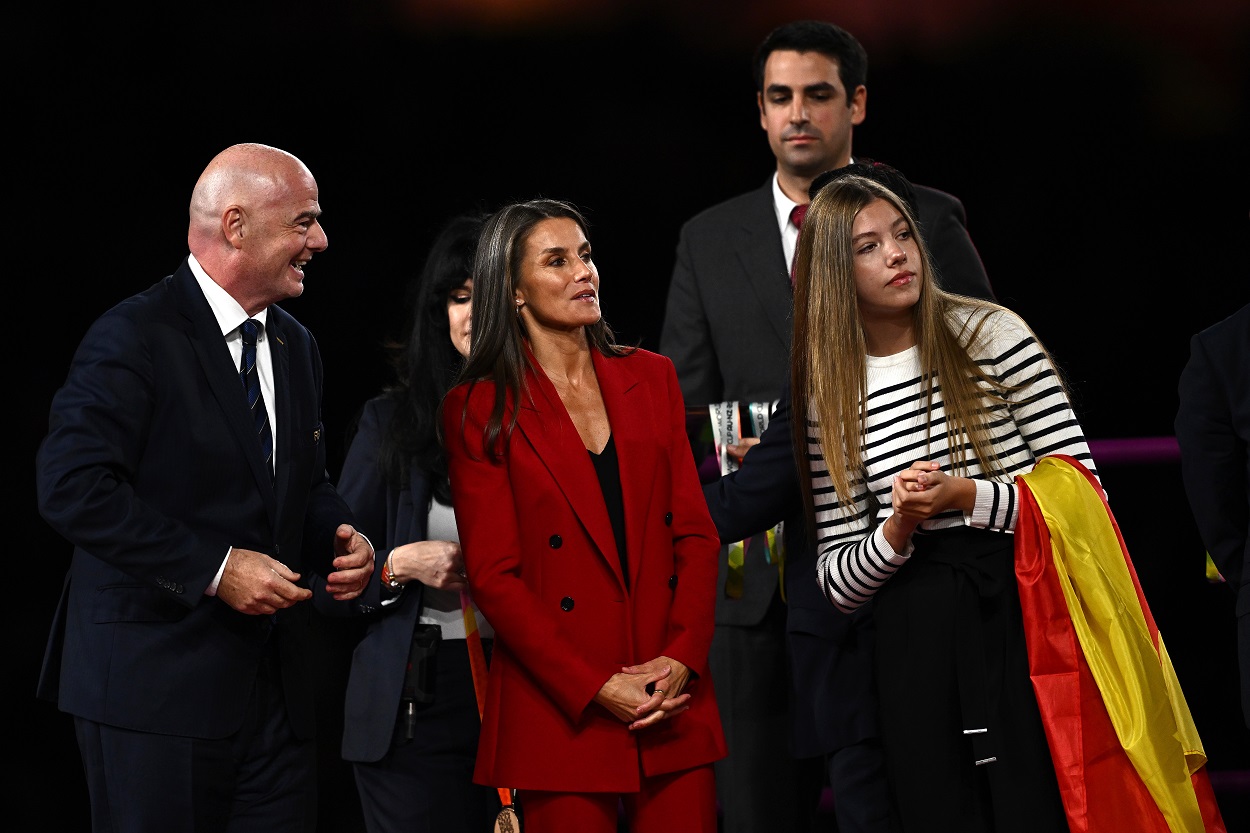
[873, 526, 1069, 833]
[709, 588, 826, 833]
[353, 638, 499, 833]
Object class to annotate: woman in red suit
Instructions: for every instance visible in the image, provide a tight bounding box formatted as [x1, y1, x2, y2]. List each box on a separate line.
[441, 198, 726, 831]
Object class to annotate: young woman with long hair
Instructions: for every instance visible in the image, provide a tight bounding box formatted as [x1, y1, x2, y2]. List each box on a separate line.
[791, 174, 1096, 832]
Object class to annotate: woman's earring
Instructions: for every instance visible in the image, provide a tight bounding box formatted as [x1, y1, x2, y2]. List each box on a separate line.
[515, 299, 523, 315]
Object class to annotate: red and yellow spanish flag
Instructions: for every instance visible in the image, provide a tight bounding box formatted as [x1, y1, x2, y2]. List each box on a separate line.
[1015, 455, 1225, 832]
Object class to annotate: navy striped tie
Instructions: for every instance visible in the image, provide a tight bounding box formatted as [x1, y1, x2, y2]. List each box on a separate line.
[239, 319, 274, 480]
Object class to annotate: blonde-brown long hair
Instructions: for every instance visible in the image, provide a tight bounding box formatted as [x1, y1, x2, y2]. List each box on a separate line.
[791, 175, 1037, 519]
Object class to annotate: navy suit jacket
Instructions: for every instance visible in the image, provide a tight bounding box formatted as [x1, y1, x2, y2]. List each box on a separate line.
[329, 395, 440, 762]
[1175, 302, 1250, 727]
[37, 259, 352, 741]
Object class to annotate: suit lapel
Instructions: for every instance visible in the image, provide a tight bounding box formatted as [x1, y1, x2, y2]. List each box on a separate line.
[266, 310, 291, 507]
[737, 181, 793, 350]
[595, 351, 656, 591]
[515, 356, 627, 592]
[172, 266, 279, 518]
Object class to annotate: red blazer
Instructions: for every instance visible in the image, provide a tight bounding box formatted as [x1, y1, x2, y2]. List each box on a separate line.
[442, 347, 726, 792]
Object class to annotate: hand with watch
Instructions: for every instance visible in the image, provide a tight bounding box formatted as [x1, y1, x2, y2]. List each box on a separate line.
[380, 553, 402, 590]
[378, 540, 470, 592]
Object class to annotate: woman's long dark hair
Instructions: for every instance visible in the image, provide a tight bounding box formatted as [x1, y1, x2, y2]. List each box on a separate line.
[378, 212, 488, 504]
[453, 199, 631, 460]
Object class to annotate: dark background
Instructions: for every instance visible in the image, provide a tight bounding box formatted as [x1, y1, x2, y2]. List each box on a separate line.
[17, 1, 1249, 829]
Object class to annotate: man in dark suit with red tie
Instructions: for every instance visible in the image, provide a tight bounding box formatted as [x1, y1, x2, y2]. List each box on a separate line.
[36, 142, 374, 833]
[660, 20, 997, 833]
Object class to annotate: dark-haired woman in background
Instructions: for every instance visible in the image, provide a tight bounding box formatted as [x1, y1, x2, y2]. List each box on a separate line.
[334, 212, 498, 833]
[442, 199, 725, 832]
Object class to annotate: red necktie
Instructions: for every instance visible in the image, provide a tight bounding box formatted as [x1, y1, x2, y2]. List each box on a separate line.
[789, 203, 808, 289]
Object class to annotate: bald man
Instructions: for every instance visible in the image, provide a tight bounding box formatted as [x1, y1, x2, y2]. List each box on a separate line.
[37, 143, 374, 833]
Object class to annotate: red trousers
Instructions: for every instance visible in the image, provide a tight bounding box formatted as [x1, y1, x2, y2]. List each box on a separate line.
[519, 764, 717, 833]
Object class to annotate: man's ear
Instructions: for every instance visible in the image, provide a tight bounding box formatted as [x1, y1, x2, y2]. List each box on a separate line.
[223, 206, 246, 249]
[850, 85, 867, 126]
[757, 91, 768, 130]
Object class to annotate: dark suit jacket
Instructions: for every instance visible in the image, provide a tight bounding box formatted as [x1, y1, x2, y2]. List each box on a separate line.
[331, 395, 439, 763]
[36, 259, 351, 741]
[662, 176, 994, 411]
[661, 176, 996, 628]
[703, 388, 877, 757]
[1175, 302, 1250, 727]
[442, 348, 726, 791]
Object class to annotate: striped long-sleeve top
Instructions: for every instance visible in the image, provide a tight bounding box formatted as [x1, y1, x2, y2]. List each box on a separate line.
[810, 306, 1097, 613]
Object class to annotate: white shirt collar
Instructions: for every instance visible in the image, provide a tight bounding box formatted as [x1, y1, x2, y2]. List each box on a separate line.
[187, 253, 269, 337]
[770, 172, 801, 235]
[771, 155, 858, 223]
[772, 159, 857, 268]
[772, 174, 803, 270]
